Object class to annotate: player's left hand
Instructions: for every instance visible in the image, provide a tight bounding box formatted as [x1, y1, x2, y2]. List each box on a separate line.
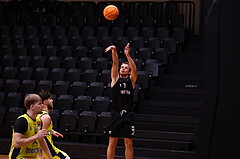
[52, 130, 64, 138]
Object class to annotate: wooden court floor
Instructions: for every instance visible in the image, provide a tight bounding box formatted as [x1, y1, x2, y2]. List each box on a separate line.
[0, 155, 8, 159]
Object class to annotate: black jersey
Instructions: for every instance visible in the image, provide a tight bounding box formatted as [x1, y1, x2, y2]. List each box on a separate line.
[111, 77, 134, 111]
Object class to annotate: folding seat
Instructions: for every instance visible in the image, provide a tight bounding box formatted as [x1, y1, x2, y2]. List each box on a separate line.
[147, 37, 161, 49]
[150, 2, 164, 19]
[39, 36, 54, 47]
[153, 48, 169, 65]
[67, 15, 84, 27]
[52, 26, 65, 39]
[97, 69, 111, 86]
[156, 27, 170, 42]
[68, 82, 86, 98]
[1, 55, 15, 68]
[52, 81, 69, 97]
[127, 15, 140, 28]
[55, 95, 73, 111]
[0, 35, 11, 46]
[72, 46, 88, 58]
[112, 15, 126, 29]
[131, 37, 145, 49]
[172, 27, 186, 44]
[110, 26, 124, 41]
[33, 68, 49, 82]
[136, 71, 150, 90]
[115, 36, 129, 53]
[58, 45, 72, 58]
[82, 2, 96, 18]
[45, 56, 61, 70]
[125, 27, 139, 39]
[95, 26, 109, 39]
[24, 26, 38, 37]
[83, 36, 98, 48]
[44, 13, 56, 26]
[103, 83, 112, 98]
[85, 82, 104, 98]
[11, 26, 24, 37]
[133, 58, 143, 71]
[97, 16, 112, 29]
[38, 26, 51, 37]
[30, 56, 46, 69]
[81, 26, 94, 38]
[2, 106, 23, 137]
[133, 83, 140, 103]
[77, 57, 93, 70]
[13, 44, 27, 56]
[141, 16, 155, 28]
[139, 27, 154, 40]
[49, 109, 60, 129]
[19, 80, 36, 96]
[2, 66, 17, 81]
[73, 95, 92, 113]
[68, 36, 82, 47]
[18, 12, 31, 26]
[77, 110, 97, 133]
[48, 68, 65, 82]
[58, 109, 78, 132]
[0, 44, 13, 56]
[96, 111, 111, 134]
[88, 46, 104, 59]
[43, 45, 57, 57]
[15, 55, 31, 68]
[65, 69, 82, 83]
[137, 2, 149, 17]
[98, 36, 113, 48]
[67, 2, 81, 17]
[3, 79, 19, 93]
[136, 47, 152, 60]
[66, 26, 80, 39]
[81, 69, 98, 84]
[17, 67, 33, 81]
[4, 92, 22, 108]
[143, 59, 160, 77]
[93, 58, 110, 71]
[91, 96, 110, 113]
[25, 36, 39, 47]
[27, 45, 42, 56]
[122, 2, 135, 18]
[35, 80, 53, 93]
[163, 37, 177, 54]
[54, 36, 68, 47]
[55, 2, 67, 26]
[61, 56, 77, 70]
[11, 35, 24, 48]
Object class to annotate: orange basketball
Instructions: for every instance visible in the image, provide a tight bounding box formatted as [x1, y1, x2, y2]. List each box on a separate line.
[103, 5, 119, 20]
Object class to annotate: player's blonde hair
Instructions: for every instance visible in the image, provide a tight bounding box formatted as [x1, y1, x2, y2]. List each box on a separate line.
[24, 94, 42, 109]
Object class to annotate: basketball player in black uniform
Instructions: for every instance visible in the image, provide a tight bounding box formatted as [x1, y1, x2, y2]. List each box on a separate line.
[105, 43, 137, 159]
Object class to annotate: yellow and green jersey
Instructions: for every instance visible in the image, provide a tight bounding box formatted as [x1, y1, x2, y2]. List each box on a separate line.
[9, 114, 42, 159]
[38, 111, 68, 159]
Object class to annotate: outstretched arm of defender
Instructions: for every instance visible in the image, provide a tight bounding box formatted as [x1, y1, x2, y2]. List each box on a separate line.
[124, 43, 138, 86]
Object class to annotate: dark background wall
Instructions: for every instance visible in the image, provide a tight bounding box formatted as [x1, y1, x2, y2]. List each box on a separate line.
[197, 0, 240, 158]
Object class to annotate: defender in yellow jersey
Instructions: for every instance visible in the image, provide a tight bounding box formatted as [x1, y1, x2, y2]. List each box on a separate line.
[9, 94, 53, 159]
[38, 90, 70, 159]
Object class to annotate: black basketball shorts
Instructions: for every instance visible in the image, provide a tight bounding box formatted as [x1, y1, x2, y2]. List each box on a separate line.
[108, 110, 135, 138]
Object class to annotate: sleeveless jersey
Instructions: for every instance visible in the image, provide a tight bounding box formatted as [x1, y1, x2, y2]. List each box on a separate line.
[38, 111, 67, 159]
[112, 77, 134, 111]
[9, 114, 42, 159]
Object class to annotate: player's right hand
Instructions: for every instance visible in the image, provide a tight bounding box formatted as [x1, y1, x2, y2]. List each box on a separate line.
[36, 129, 48, 139]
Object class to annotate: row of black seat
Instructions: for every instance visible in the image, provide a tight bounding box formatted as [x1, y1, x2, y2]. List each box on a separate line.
[0, 1, 185, 28]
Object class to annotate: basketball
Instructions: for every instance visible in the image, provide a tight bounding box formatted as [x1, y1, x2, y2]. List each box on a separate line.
[103, 5, 119, 20]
